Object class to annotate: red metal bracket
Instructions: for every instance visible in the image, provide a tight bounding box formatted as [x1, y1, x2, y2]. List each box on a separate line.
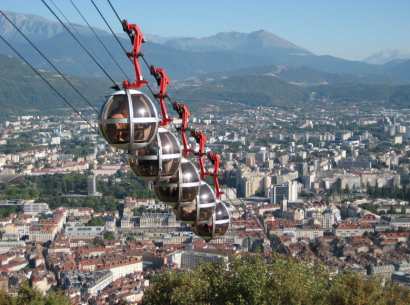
[173, 102, 193, 156]
[191, 131, 207, 178]
[191, 135, 224, 198]
[122, 21, 149, 89]
[150, 66, 173, 127]
[207, 154, 224, 198]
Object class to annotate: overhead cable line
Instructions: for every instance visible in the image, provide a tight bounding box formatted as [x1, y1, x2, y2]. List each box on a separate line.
[41, 0, 120, 89]
[0, 17, 129, 164]
[90, 0, 130, 59]
[69, 0, 131, 82]
[107, 0, 122, 24]
[49, 0, 120, 84]
[0, 10, 99, 114]
[0, 35, 97, 133]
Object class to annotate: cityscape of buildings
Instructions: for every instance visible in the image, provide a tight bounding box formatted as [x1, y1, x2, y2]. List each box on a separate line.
[1, 104, 410, 303]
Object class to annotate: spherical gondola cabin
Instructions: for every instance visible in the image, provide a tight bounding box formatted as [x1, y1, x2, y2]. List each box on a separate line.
[98, 89, 159, 151]
[128, 128, 181, 182]
[153, 158, 201, 208]
[173, 181, 216, 225]
[191, 200, 230, 240]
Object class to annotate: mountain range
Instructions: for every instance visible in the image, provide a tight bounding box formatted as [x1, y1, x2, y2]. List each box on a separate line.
[1, 11, 410, 114]
[1, 52, 409, 116]
[0, 11, 109, 42]
[1, 11, 410, 83]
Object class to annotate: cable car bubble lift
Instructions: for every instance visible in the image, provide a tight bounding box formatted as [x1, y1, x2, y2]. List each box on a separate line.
[191, 200, 230, 240]
[95, 17, 231, 241]
[153, 158, 201, 208]
[127, 127, 181, 182]
[98, 89, 159, 151]
[173, 181, 216, 225]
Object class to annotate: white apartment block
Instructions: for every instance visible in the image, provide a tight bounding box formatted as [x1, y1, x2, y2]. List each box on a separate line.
[95, 258, 142, 281]
[181, 251, 228, 270]
[24, 202, 49, 214]
[0, 241, 26, 253]
[166, 251, 182, 268]
[29, 225, 57, 242]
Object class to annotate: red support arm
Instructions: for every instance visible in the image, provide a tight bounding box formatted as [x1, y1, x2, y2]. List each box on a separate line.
[173, 103, 193, 157]
[150, 66, 173, 127]
[191, 131, 207, 179]
[207, 153, 224, 198]
[122, 21, 149, 89]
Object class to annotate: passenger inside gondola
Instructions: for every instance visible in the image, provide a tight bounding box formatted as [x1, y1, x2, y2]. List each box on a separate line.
[109, 101, 129, 142]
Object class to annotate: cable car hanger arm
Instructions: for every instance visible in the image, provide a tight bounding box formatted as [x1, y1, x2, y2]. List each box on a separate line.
[150, 65, 173, 127]
[173, 102, 193, 156]
[122, 20, 148, 89]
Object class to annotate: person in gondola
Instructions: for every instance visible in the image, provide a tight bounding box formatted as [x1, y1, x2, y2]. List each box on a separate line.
[108, 101, 129, 142]
[111, 108, 129, 141]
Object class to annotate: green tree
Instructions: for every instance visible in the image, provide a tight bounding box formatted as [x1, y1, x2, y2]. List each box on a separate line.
[93, 237, 103, 245]
[255, 189, 265, 197]
[85, 217, 105, 226]
[38, 213, 48, 220]
[141, 254, 410, 305]
[0, 281, 73, 304]
[104, 231, 115, 240]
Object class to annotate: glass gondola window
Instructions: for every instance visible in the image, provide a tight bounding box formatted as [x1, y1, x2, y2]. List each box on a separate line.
[131, 94, 157, 144]
[128, 128, 181, 182]
[153, 158, 201, 207]
[191, 200, 230, 240]
[173, 181, 215, 225]
[100, 94, 130, 144]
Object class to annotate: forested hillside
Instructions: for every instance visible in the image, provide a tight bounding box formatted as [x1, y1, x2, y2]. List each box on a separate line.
[0, 54, 111, 116]
[173, 75, 310, 107]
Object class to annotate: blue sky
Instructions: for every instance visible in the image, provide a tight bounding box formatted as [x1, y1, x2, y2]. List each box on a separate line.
[1, 0, 409, 61]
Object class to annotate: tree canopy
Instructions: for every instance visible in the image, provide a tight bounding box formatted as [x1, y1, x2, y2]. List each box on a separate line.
[142, 254, 410, 305]
[0, 281, 72, 305]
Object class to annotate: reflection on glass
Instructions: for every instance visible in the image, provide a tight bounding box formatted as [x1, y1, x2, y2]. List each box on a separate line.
[102, 95, 130, 144]
[214, 223, 229, 237]
[216, 202, 229, 221]
[174, 206, 197, 222]
[131, 95, 155, 118]
[198, 206, 214, 222]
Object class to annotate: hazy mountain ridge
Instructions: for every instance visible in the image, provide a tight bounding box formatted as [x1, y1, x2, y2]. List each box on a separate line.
[1, 10, 410, 92]
[164, 30, 313, 56]
[172, 73, 410, 109]
[172, 74, 310, 108]
[0, 31, 277, 81]
[0, 11, 110, 43]
[194, 65, 409, 86]
[363, 49, 410, 65]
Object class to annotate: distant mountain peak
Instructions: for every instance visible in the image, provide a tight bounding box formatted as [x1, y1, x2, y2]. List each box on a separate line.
[0, 10, 110, 43]
[362, 49, 410, 65]
[163, 29, 314, 56]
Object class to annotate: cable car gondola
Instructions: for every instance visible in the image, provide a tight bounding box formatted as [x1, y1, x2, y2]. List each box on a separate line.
[153, 158, 201, 208]
[127, 127, 181, 182]
[98, 89, 159, 151]
[173, 181, 216, 225]
[191, 200, 230, 240]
